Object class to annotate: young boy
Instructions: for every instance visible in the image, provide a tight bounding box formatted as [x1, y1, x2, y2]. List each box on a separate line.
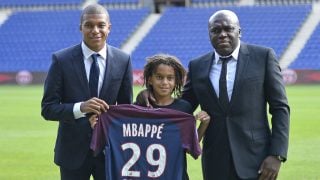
[141, 54, 210, 141]
[138, 53, 210, 179]
[89, 54, 210, 179]
[90, 54, 210, 140]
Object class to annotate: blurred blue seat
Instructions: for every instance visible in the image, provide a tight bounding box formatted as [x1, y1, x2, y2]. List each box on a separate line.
[289, 22, 320, 70]
[0, 0, 81, 7]
[0, 8, 150, 72]
[132, 5, 311, 70]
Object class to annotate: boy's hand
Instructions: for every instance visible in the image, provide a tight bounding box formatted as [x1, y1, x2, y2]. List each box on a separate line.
[195, 111, 210, 124]
[89, 114, 98, 129]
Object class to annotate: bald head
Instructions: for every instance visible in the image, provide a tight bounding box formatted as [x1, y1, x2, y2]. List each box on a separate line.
[209, 10, 240, 27]
[81, 4, 109, 24]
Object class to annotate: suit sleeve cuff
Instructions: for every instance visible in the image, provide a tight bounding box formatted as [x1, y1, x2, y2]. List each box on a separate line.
[73, 102, 86, 119]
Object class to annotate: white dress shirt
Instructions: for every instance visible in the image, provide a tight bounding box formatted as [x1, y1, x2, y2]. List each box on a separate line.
[73, 42, 107, 119]
[209, 42, 240, 101]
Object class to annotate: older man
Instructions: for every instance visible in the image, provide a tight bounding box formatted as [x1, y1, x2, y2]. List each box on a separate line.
[182, 10, 290, 180]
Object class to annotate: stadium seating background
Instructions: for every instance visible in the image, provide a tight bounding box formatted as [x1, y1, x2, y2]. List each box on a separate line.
[0, 0, 319, 84]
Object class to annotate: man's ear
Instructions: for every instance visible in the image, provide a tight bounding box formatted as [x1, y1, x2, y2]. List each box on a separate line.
[108, 23, 112, 31]
[238, 28, 241, 38]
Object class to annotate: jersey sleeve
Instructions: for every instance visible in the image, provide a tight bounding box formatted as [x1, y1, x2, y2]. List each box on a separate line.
[179, 113, 202, 159]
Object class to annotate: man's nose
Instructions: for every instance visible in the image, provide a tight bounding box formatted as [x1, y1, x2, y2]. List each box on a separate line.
[219, 30, 228, 37]
[92, 26, 99, 33]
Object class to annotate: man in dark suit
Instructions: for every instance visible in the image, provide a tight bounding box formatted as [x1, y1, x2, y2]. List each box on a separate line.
[182, 10, 290, 179]
[41, 4, 132, 180]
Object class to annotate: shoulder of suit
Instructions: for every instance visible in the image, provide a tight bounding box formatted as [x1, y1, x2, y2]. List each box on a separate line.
[244, 43, 273, 52]
[108, 45, 129, 57]
[53, 44, 80, 57]
[190, 51, 214, 63]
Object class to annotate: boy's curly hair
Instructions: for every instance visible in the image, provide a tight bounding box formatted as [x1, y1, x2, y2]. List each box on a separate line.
[143, 54, 186, 98]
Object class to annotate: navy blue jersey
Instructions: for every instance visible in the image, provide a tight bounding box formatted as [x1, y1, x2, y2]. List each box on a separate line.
[91, 104, 201, 180]
[151, 99, 193, 115]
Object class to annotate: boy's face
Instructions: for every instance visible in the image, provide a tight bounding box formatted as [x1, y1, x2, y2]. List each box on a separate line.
[148, 64, 176, 100]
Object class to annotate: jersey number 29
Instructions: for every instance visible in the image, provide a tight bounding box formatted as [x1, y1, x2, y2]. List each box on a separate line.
[121, 142, 166, 178]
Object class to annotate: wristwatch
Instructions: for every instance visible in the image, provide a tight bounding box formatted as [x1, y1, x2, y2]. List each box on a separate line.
[275, 155, 285, 162]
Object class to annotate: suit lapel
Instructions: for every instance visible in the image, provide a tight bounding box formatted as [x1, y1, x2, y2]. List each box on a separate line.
[229, 43, 249, 109]
[71, 44, 91, 98]
[99, 45, 112, 99]
[199, 52, 220, 106]
[203, 52, 229, 111]
[206, 54, 220, 103]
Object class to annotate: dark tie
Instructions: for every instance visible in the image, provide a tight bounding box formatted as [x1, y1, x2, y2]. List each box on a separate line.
[89, 54, 100, 97]
[219, 56, 232, 109]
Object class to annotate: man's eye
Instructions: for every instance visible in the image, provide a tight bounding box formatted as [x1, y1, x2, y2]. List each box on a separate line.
[211, 28, 220, 34]
[211, 27, 235, 34]
[225, 27, 235, 32]
[155, 75, 162, 80]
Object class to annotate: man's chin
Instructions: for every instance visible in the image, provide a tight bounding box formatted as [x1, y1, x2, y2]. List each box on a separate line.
[89, 43, 104, 51]
[216, 48, 233, 56]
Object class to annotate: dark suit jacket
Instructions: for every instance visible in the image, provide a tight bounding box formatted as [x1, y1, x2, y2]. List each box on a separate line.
[41, 44, 133, 170]
[182, 43, 290, 179]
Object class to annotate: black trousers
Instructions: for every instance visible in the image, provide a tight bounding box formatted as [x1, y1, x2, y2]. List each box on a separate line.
[202, 134, 258, 180]
[202, 117, 242, 180]
[60, 151, 105, 180]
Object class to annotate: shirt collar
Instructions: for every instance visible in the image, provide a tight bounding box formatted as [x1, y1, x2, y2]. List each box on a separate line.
[214, 41, 240, 64]
[81, 41, 107, 60]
